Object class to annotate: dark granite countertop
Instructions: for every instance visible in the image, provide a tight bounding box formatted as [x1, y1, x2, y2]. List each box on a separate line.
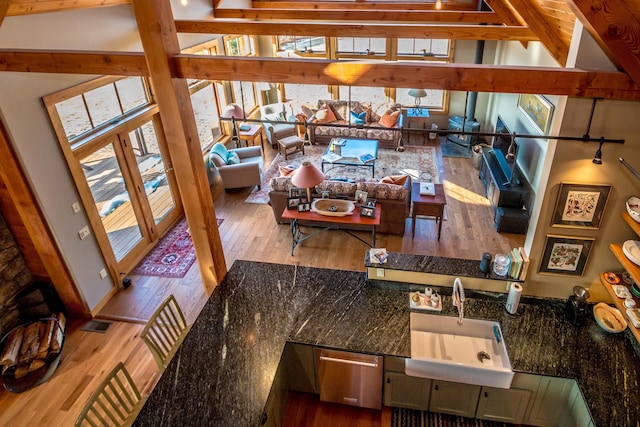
[133, 260, 640, 427]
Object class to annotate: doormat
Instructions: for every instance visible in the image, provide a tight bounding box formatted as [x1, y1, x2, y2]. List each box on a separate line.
[132, 218, 224, 278]
[81, 319, 113, 334]
[392, 407, 513, 427]
[441, 140, 473, 158]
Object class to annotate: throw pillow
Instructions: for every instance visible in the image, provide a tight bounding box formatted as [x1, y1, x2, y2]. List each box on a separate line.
[350, 110, 367, 125]
[379, 110, 400, 127]
[227, 151, 240, 165]
[209, 143, 230, 166]
[380, 174, 409, 186]
[316, 106, 337, 124]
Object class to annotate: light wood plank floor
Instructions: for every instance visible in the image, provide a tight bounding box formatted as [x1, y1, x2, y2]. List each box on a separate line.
[0, 138, 524, 426]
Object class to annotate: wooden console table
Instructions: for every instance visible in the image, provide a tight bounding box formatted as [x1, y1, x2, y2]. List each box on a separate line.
[282, 205, 381, 255]
[411, 182, 446, 240]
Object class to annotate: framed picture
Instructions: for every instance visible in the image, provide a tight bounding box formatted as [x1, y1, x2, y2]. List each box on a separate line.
[286, 197, 301, 209]
[289, 187, 303, 197]
[355, 190, 368, 205]
[366, 198, 377, 207]
[360, 205, 376, 218]
[538, 235, 594, 277]
[551, 182, 611, 229]
[297, 202, 311, 212]
[517, 94, 554, 134]
[321, 191, 330, 199]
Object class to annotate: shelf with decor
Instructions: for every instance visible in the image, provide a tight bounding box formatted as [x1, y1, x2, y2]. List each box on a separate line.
[598, 271, 640, 343]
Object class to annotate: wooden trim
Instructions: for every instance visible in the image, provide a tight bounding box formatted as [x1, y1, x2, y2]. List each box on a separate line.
[174, 20, 538, 41]
[0, 49, 149, 76]
[0, 115, 89, 317]
[132, 0, 226, 293]
[568, 0, 640, 88]
[0, 0, 10, 26]
[250, 1, 479, 10]
[7, 0, 131, 16]
[171, 55, 640, 100]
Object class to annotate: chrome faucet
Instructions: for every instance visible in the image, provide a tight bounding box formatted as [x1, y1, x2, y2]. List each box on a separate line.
[452, 277, 465, 325]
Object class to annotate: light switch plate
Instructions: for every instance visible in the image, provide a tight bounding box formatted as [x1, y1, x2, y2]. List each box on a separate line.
[376, 268, 385, 277]
[72, 202, 81, 214]
[78, 226, 90, 240]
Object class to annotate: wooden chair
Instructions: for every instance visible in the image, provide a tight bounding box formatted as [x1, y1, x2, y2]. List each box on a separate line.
[75, 362, 144, 427]
[140, 294, 188, 370]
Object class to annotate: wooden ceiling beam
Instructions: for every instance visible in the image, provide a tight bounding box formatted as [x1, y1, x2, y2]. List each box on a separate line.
[7, 0, 131, 16]
[0, 0, 10, 27]
[250, 1, 479, 10]
[484, 0, 528, 48]
[0, 49, 149, 75]
[213, 9, 504, 23]
[2, 49, 639, 100]
[172, 55, 640, 100]
[505, 0, 569, 65]
[175, 19, 538, 41]
[568, 0, 640, 88]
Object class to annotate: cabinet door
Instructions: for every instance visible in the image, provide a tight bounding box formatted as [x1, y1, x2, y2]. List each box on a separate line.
[525, 376, 574, 426]
[476, 386, 532, 424]
[429, 380, 480, 417]
[383, 372, 431, 410]
[283, 343, 317, 393]
[559, 381, 593, 427]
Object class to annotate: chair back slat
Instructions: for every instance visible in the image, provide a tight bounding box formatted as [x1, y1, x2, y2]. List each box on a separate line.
[75, 362, 142, 427]
[141, 294, 188, 370]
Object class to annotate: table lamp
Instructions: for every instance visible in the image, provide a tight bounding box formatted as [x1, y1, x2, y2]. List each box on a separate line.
[221, 104, 245, 148]
[291, 161, 325, 201]
[408, 88, 427, 114]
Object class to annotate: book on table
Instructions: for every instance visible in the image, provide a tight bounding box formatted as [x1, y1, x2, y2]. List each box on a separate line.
[359, 153, 375, 164]
[419, 182, 435, 196]
[331, 138, 346, 146]
[322, 152, 342, 163]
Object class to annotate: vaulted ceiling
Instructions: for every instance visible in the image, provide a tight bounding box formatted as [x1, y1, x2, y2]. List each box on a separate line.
[2, 0, 640, 98]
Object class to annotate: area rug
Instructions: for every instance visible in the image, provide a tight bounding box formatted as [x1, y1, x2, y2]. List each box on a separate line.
[132, 218, 224, 278]
[441, 139, 473, 158]
[392, 408, 513, 427]
[245, 145, 439, 204]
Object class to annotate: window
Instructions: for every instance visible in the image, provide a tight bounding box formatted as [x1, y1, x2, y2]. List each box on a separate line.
[336, 37, 386, 57]
[338, 86, 387, 105]
[190, 82, 222, 152]
[55, 77, 150, 141]
[223, 35, 256, 56]
[231, 81, 257, 114]
[397, 38, 451, 59]
[277, 36, 327, 55]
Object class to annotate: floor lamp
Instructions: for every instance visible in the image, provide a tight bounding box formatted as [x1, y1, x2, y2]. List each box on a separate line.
[221, 104, 245, 148]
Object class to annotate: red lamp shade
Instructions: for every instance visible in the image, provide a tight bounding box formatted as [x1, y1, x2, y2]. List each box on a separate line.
[221, 104, 245, 119]
[291, 161, 325, 199]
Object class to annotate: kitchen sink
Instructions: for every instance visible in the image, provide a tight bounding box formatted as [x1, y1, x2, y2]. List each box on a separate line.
[405, 312, 514, 389]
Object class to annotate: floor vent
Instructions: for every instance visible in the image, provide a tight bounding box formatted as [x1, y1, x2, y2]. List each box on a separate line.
[81, 319, 113, 333]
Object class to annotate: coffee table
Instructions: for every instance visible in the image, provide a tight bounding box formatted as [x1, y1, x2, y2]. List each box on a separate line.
[321, 138, 379, 177]
[282, 205, 381, 255]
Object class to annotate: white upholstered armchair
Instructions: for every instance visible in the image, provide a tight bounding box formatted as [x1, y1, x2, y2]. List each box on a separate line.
[208, 143, 264, 190]
[260, 103, 299, 147]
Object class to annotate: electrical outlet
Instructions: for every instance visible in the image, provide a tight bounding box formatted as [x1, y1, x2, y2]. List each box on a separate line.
[71, 202, 81, 214]
[99, 269, 108, 279]
[78, 226, 90, 240]
[376, 268, 385, 277]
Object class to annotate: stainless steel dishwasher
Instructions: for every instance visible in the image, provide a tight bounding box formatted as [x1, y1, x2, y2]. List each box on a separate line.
[315, 348, 383, 410]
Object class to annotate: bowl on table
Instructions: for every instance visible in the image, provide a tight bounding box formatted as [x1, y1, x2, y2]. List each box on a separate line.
[626, 197, 640, 223]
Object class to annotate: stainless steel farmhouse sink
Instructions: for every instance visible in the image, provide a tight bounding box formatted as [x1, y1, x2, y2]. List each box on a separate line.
[405, 312, 514, 389]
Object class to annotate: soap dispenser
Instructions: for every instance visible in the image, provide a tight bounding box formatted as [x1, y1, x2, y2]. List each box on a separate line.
[565, 285, 590, 325]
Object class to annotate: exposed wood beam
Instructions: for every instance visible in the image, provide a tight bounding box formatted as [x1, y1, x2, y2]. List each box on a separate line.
[0, 49, 149, 75]
[213, 9, 504, 23]
[568, 0, 640, 88]
[131, 0, 225, 294]
[506, 0, 569, 65]
[2, 49, 639, 100]
[7, 0, 131, 16]
[250, 1, 479, 10]
[172, 55, 640, 100]
[175, 19, 538, 41]
[484, 0, 528, 48]
[0, 116, 89, 317]
[0, 0, 10, 27]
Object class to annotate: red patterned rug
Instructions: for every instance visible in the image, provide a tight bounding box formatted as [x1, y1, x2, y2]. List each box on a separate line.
[132, 218, 224, 278]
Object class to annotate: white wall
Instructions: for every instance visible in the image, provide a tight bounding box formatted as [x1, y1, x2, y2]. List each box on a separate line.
[0, 2, 216, 310]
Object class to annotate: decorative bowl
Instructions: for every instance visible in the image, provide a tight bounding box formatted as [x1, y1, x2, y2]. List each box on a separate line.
[593, 302, 627, 333]
[311, 199, 355, 216]
[626, 197, 640, 223]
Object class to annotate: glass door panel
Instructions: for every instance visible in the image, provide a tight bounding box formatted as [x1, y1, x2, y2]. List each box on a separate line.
[81, 144, 144, 262]
[127, 122, 176, 226]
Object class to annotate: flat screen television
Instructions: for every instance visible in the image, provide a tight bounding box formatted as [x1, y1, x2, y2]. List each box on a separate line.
[492, 115, 518, 184]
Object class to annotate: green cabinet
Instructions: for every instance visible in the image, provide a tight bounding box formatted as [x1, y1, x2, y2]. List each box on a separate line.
[525, 376, 576, 427]
[383, 371, 431, 410]
[476, 386, 532, 423]
[429, 380, 481, 417]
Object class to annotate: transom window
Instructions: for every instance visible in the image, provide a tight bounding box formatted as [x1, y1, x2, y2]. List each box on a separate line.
[336, 37, 386, 57]
[397, 38, 451, 59]
[277, 36, 327, 55]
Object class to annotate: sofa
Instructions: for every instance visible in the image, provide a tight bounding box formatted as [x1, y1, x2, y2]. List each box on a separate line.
[267, 176, 411, 235]
[306, 100, 404, 149]
[208, 143, 264, 190]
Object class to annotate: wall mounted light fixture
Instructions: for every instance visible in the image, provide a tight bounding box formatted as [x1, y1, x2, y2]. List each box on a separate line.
[592, 137, 604, 165]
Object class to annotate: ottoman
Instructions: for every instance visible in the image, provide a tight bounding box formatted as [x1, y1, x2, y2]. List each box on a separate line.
[278, 135, 304, 160]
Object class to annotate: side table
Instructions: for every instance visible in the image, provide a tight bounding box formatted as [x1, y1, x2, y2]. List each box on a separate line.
[238, 124, 264, 148]
[411, 182, 446, 240]
[405, 108, 430, 144]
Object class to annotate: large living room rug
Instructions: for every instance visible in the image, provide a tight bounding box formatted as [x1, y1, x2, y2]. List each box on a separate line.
[392, 408, 512, 427]
[132, 218, 224, 278]
[244, 145, 439, 204]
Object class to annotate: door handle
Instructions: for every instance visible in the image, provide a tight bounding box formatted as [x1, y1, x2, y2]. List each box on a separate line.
[319, 355, 379, 368]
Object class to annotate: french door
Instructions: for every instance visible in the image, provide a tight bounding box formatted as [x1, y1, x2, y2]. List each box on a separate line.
[74, 112, 182, 282]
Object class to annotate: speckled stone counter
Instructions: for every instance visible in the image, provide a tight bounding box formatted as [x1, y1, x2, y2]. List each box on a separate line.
[133, 260, 640, 427]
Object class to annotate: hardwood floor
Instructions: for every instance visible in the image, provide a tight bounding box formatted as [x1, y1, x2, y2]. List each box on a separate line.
[0, 138, 524, 426]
